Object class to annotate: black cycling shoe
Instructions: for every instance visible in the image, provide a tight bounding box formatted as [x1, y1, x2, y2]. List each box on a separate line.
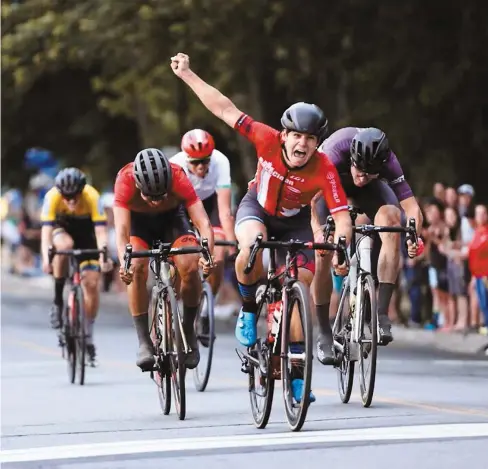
[185, 329, 200, 370]
[50, 304, 62, 329]
[378, 315, 394, 345]
[86, 344, 98, 367]
[136, 342, 155, 371]
[198, 316, 210, 348]
[317, 331, 335, 365]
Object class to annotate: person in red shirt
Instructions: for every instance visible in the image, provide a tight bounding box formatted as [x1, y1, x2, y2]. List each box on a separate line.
[171, 53, 352, 404]
[113, 148, 214, 371]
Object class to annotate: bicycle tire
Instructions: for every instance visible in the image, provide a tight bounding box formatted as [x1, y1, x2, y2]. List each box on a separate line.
[358, 273, 378, 407]
[75, 286, 86, 386]
[333, 278, 355, 404]
[193, 281, 215, 392]
[249, 296, 275, 429]
[150, 287, 171, 415]
[65, 294, 76, 385]
[168, 288, 186, 420]
[281, 281, 313, 432]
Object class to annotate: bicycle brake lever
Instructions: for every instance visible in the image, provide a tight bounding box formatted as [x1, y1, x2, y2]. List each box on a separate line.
[244, 234, 263, 275]
[123, 244, 133, 272]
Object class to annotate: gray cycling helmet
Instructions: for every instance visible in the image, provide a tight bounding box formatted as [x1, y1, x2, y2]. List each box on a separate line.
[350, 127, 390, 173]
[133, 148, 172, 197]
[280, 102, 329, 144]
[55, 167, 86, 197]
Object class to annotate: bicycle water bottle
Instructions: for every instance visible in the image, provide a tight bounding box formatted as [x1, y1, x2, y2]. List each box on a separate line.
[267, 299, 283, 342]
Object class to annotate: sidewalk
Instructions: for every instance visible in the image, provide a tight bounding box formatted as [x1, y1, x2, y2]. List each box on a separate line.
[2, 272, 487, 356]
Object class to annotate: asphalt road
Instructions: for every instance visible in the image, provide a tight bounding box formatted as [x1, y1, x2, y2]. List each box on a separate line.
[2, 288, 488, 469]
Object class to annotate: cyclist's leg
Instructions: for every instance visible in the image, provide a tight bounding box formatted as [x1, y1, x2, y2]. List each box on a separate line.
[308, 196, 339, 364]
[272, 212, 317, 402]
[357, 180, 402, 344]
[80, 261, 101, 364]
[234, 189, 268, 347]
[170, 207, 202, 369]
[127, 211, 156, 370]
[204, 193, 227, 296]
[50, 228, 73, 329]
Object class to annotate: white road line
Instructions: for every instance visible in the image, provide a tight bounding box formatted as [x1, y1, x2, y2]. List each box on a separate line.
[2, 423, 488, 463]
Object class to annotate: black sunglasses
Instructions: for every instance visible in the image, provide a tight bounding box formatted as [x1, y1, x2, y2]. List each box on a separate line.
[188, 158, 211, 166]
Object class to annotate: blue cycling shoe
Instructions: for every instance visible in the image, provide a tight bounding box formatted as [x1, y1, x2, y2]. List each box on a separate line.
[291, 378, 316, 404]
[235, 309, 257, 347]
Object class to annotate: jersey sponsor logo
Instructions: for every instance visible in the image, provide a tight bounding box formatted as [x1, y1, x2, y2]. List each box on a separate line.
[390, 175, 405, 185]
[258, 157, 296, 186]
[289, 175, 305, 183]
[326, 171, 341, 204]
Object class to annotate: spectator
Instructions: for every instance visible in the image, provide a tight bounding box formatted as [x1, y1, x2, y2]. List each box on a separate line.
[440, 206, 469, 330]
[457, 184, 475, 217]
[424, 198, 450, 329]
[445, 187, 458, 210]
[433, 182, 446, 206]
[468, 204, 488, 335]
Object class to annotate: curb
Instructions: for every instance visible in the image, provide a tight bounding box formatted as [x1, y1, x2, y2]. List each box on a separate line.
[3, 273, 487, 356]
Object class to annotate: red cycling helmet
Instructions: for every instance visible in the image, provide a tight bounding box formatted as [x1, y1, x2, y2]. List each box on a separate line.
[181, 129, 215, 159]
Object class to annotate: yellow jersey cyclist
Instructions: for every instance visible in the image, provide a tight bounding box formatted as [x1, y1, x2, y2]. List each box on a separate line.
[41, 168, 112, 366]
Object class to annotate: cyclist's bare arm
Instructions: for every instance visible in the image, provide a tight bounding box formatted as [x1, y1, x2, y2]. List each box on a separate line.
[187, 200, 215, 254]
[400, 196, 423, 234]
[171, 52, 243, 128]
[94, 225, 108, 251]
[113, 206, 131, 265]
[41, 224, 54, 264]
[217, 188, 237, 244]
[331, 210, 352, 246]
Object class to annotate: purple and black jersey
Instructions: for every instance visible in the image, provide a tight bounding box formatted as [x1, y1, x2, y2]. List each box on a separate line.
[319, 127, 413, 202]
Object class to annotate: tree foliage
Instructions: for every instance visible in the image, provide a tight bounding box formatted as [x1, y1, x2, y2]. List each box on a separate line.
[2, 0, 487, 200]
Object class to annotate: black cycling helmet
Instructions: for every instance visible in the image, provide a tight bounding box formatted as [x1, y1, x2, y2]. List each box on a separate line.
[350, 127, 390, 173]
[281, 102, 329, 145]
[55, 167, 86, 198]
[133, 148, 172, 198]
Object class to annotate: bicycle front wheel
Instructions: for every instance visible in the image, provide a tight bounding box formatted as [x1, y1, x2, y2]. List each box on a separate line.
[168, 288, 186, 420]
[249, 296, 275, 429]
[193, 281, 215, 392]
[358, 274, 378, 407]
[149, 287, 171, 415]
[281, 281, 313, 432]
[64, 295, 76, 385]
[75, 286, 86, 386]
[333, 278, 355, 403]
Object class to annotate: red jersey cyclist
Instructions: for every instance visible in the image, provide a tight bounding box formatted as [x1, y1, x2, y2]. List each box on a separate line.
[171, 53, 352, 403]
[113, 148, 214, 371]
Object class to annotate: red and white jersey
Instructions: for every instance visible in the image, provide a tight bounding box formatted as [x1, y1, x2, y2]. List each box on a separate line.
[234, 114, 348, 217]
[114, 162, 198, 213]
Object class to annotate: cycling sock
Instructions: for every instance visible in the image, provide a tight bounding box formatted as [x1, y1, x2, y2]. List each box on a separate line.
[315, 302, 331, 336]
[238, 281, 259, 314]
[378, 282, 395, 318]
[290, 342, 305, 379]
[54, 278, 65, 308]
[183, 305, 199, 335]
[133, 313, 151, 346]
[85, 318, 94, 344]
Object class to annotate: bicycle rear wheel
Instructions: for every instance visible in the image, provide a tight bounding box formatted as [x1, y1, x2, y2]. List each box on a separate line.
[75, 286, 86, 386]
[193, 281, 215, 392]
[281, 281, 313, 432]
[149, 287, 171, 415]
[249, 297, 275, 429]
[358, 274, 378, 407]
[168, 288, 186, 420]
[333, 278, 355, 404]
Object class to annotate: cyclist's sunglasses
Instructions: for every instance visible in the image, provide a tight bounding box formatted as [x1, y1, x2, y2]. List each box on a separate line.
[135, 182, 167, 201]
[188, 157, 211, 166]
[62, 193, 81, 201]
[352, 160, 380, 175]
